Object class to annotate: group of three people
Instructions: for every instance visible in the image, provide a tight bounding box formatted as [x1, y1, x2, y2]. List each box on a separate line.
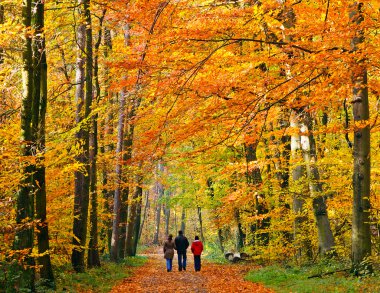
[163, 230, 204, 272]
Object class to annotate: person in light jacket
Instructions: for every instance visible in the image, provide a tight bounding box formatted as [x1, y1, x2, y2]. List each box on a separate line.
[163, 234, 175, 272]
[191, 235, 204, 272]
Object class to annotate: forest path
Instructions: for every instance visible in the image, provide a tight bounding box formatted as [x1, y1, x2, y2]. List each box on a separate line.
[110, 253, 273, 292]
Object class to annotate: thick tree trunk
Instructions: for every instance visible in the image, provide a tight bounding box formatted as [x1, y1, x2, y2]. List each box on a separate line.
[32, 0, 55, 286]
[235, 210, 246, 251]
[118, 187, 129, 259]
[290, 110, 311, 260]
[13, 0, 35, 289]
[117, 25, 133, 259]
[88, 114, 101, 268]
[119, 106, 135, 258]
[110, 90, 127, 262]
[300, 113, 335, 255]
[126, 175, 143, 256]
[72, 0, 92, 273]
[271, 115, 292, 243]
[273, 115, 291, 201]
[218, 229, 225, 253]
[350, 2, 371, 272]
[99, 27, 113, 255]
[86, 2, 101, 270]
[138, 190, 150, 241]
[245, 142, 269, 246]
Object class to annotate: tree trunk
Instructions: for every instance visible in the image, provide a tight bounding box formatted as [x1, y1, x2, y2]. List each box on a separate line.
[153, 163, 164, 244]
[350, 2, 371, 272]
[126, 175, 143, 256]
[110, 90, 127, 262]
[118, 187, 129, 259]
[180, 208, 186, 234]
[119, 102, 135, 258]
[290, 110, 311, 260]
[218, 229, 225, 253]
[245, 142, 269, 246]
[138, 190, 150, 241]
[87, 10, 106, 269]
[197, 206, 205, 244]
[165, 204, 171, 238]
[164, 190, 171, 238]
[300, 112, 335, 255]
[99, 27, 113, 255]
[270, 115, 292, 243]
[13, 0, 35, 289]
[72, 0, 92, 272]
[153, 203, 162, 244]
[0, 5, 3, 64]
[32, 0, 55, 286]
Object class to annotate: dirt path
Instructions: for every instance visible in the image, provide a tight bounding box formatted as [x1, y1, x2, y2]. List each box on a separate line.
[110, 254, 273, 292]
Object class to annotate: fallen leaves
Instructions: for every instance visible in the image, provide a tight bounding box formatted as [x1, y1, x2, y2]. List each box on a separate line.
[110, 254, 273, 293]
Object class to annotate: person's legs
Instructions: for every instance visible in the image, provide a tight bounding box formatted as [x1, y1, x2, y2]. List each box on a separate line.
[166, 259, 171, 272]
[183, 252, 187, 270]
[194, 255, 200, 271]
[169, 258, 173, 271]
[177, 253, 183, 271]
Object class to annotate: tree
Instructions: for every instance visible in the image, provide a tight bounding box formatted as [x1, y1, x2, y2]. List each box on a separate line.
[110, 89, 127, 262]
[72, 0, 92, 272]
[32, 0, 55, 285]
[350, 1, 371, 272]
[87, 8, 106, 269]
[12, 0, 35, 289]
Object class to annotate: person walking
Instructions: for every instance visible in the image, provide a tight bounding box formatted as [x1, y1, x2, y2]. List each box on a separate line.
[191, 236, 204, 272]
[174, 230, 189, 271]
[163, 234, 175, 272]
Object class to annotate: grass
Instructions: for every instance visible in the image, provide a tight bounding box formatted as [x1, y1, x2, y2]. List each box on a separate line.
[245, 263, 380, 293]
[50, 256, 147, 293]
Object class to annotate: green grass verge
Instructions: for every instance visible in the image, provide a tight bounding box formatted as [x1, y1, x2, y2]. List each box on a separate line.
[245, 264, 380, 293]
[51, 256, 147, 293]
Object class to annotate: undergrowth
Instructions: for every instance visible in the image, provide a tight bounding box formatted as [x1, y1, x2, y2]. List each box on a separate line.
[203, 242, 228, 264]
[245, 260, 380, 293]
[50, 256, 147, 293]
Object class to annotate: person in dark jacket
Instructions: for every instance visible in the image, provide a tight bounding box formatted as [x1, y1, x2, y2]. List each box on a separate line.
[174, 230, 189, 271]
[191, 235, 204, 271]
[163, 234, 175, 272]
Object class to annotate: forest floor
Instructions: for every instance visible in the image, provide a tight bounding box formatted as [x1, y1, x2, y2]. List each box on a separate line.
[110, 251, 272, 293]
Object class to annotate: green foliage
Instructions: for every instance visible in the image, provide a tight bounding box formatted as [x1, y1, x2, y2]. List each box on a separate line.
[51, 257, 147, 293]
[245, 262, 380, 293]
[203, 241, 228, 264]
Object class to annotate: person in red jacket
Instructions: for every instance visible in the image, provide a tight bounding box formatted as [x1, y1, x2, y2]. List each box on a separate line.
[191, 235, 204, 272]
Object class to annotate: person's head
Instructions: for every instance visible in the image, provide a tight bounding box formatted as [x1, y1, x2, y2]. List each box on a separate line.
[195, 235, 199, 240]
[178, 230, 183, 235]
[168, 234, 173, 240]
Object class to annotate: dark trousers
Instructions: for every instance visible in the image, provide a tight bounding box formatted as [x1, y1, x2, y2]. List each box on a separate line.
[194, 255, 201, 271]
[177, 252, 187, 270]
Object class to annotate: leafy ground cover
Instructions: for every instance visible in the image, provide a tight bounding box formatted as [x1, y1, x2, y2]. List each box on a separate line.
[245, 263, 380, 293]
[51, 256, 147, 293]
[110, 254, 272, 292]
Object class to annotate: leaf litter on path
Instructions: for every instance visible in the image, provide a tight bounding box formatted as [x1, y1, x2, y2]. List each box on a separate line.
[110, 254, 273, 292]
